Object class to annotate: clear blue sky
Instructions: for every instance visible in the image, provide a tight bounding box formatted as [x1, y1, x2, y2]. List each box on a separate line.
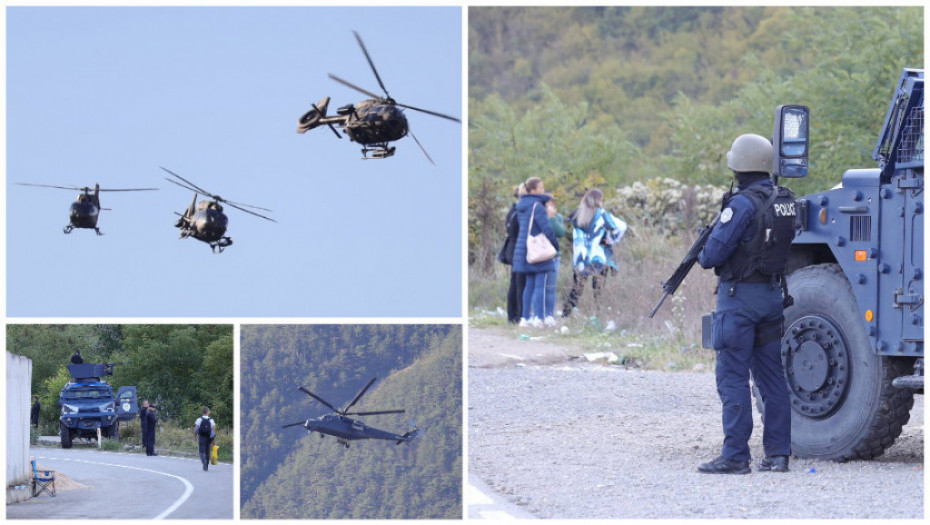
[7, 6, 462, 317]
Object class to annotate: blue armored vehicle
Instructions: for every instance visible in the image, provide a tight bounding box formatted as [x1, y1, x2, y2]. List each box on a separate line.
[58, 362, 138, 448]
[767, 69, 923, 460]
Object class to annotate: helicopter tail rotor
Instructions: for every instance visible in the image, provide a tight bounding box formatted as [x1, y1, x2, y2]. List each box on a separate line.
[297, 97, 336, 134]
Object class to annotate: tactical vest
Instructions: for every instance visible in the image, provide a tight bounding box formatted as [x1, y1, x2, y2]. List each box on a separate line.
[717, 184, 796, 282]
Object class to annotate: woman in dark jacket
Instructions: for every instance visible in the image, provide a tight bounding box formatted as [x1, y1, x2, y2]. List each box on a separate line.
[513, 177, 559, 326]
[502, 184, 526, 323]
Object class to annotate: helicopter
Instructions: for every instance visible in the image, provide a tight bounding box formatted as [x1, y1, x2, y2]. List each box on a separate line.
[161, 167, 275, 253]
[282, 377, 420, 449]
[296, 31, 460, 163]
[17, 182, 158, 235]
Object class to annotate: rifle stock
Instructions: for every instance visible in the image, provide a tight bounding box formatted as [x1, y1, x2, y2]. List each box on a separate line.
[649, 214, 720, 318]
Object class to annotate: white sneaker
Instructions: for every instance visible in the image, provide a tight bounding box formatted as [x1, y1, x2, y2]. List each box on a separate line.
[543, 316, 557, 327]
[530, 317, 544, 328]
[518, 318, 531, 328]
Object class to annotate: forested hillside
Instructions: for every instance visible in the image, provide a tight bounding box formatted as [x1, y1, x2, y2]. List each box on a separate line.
[469, 6, 923, 268]
[240, 325, 462, 519]
[6, 324, 233, 429]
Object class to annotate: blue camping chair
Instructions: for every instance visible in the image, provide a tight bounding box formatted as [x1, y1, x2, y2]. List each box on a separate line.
[31, 460, 56, 497]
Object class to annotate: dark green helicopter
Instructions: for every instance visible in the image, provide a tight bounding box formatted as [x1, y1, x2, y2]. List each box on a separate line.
[282, 377, 420, 449]
[296, 31, 460, 163]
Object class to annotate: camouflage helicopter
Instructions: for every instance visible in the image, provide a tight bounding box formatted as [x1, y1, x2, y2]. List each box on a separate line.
[282, 377, 420, 449]
[161, 167, 275, 253]
[17, 182, 157, 235]
[296, 31, 460, 163]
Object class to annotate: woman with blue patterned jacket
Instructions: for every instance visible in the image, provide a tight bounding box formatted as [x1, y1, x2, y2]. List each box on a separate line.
[562, 188, 627, 316]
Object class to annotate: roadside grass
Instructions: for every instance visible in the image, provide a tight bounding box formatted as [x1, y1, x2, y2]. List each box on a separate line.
[470, 224, 719, 371]
[33, 419, 234, 463]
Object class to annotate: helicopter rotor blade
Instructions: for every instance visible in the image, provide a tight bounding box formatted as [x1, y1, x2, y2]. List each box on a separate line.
[163, 177, 205, 196]
[160, 167, 217, 198]
[328, 74, 383, 101]
[17, 182, 87, 192]
[343, 377, 378, 414]
[298, 387, 340, 413]
[346, 409, 406, 416]
[394, 102, 461, 123]
[223, 199, 274, 213]
[352, 31, 390, 99]
[224, 201, 277, 223]
[282, 421, 307, 429]
[97, 187, 159, 192]
[409, 131, 435, 165]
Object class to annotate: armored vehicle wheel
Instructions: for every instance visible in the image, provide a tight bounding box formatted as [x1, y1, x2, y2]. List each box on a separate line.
[60, 421, 72, 449]
[762, 263, 914, 460]
[107, 423, 119, 441]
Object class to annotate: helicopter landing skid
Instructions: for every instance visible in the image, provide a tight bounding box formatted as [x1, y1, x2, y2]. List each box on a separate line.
[94, 228, 104, 236]
[337, 438, 350, 448]
[63, 225, 74, 234]
[361, 145, 396, 160]
[209, 237, 234, 254]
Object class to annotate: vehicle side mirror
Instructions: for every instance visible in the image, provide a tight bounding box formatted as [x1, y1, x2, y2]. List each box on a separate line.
[773, 104, 809, 178]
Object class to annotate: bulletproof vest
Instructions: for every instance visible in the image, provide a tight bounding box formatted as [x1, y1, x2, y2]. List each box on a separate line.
[718, 184, 796, 282]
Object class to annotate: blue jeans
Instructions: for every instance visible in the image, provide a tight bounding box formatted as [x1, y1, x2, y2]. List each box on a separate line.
[712, 281, 791, 461]
[522, 272, 547, 320]
[544, 257, 559, 318]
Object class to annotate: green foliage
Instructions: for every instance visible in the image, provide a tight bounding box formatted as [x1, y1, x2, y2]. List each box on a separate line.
[240, 325, 462, 520]
[7, 324, 233, 431]
[469, 6, 923, 270]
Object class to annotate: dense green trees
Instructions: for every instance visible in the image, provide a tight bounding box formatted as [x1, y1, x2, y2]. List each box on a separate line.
[6, 324, 233, 429]
[469, 6, 923, 270]
[240, 325, 462, 519]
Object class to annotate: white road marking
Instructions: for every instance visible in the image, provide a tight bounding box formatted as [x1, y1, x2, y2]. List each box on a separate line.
[34, 455, 194, 519]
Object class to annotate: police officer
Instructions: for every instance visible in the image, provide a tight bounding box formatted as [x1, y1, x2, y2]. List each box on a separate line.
[697, 133, 794, 474]
[70, 350, 83, 364]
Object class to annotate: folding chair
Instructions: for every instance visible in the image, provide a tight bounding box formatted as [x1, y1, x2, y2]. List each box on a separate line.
[31, 460, 56, 497]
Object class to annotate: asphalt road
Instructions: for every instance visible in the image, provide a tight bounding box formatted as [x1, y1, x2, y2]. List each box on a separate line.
[468, 328, 924, 519]
[7, 447, 233, 519]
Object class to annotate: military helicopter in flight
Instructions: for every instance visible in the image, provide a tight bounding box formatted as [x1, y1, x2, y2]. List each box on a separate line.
[161, 167, 275, 253]
[16, 182, 158, 235]
[282, 377, 420, 449]
[296, 31, 460, 163]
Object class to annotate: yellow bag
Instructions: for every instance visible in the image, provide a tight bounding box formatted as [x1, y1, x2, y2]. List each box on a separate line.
[210, 445, 219, 465]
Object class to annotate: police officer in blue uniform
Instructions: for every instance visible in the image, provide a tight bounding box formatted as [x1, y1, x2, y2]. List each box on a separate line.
[697, 133, 795, 474]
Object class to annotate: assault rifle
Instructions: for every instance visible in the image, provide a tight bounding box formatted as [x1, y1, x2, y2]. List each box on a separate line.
[649, 213, 720, 318]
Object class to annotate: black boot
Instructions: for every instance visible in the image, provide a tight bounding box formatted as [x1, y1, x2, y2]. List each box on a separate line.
[758, 455, 789, 472]
[698, 455, 750, 474]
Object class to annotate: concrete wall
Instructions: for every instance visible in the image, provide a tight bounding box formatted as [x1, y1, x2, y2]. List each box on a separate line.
[7, 352, 33, 492]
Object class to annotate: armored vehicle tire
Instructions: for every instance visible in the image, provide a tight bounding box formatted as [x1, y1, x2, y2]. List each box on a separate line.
[107, 423, 119, 441]
[766, 263, 914, 460]
[60, 421, 72, 449]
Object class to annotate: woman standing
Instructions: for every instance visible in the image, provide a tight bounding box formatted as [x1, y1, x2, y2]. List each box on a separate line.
[563, 188, 627, 316]
[544, 196, 566, 325]
[513, 177, 559, 327]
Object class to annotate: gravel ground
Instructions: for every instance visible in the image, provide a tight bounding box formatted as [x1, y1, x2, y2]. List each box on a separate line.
[468, 331, 924, 519]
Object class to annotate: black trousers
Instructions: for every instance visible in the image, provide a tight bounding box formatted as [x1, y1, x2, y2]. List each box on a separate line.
[199, 436, 213, 470]
[562, 269, 606, 315]
[145, 429, 156, 456]
[506, 270, 527, 323]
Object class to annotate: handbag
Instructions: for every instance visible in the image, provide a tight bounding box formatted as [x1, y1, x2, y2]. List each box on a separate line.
[526, 203, 557, 264]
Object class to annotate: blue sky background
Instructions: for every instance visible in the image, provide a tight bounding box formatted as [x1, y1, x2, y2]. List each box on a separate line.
[7, 6, 462, 317]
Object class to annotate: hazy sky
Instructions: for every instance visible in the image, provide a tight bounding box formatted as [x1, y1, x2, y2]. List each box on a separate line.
[7, 6, 462, 317]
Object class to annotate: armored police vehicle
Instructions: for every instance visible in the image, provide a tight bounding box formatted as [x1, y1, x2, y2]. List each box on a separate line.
[58, 362, 138, 448]
[757, 69, 923, 461]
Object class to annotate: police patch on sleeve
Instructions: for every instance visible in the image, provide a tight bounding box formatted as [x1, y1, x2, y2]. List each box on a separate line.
[720, 207, 734, 223]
